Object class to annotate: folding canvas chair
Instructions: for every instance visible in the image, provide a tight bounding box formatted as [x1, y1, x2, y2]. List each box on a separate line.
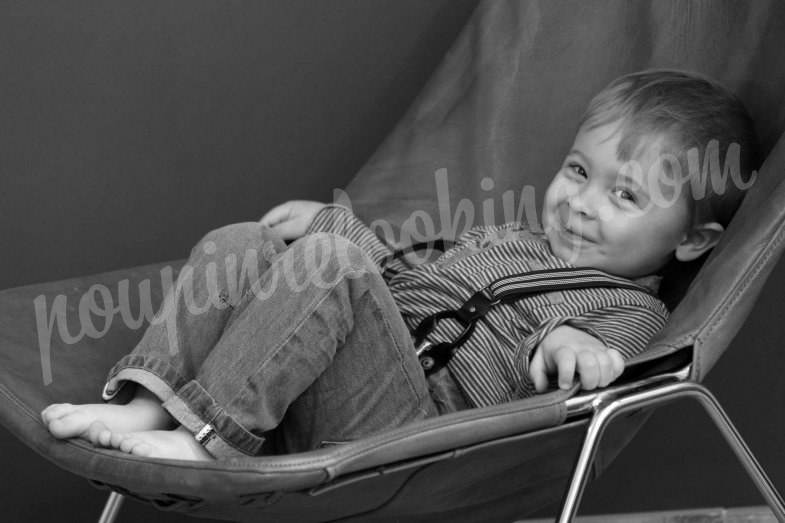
[2, 1, 785, 521]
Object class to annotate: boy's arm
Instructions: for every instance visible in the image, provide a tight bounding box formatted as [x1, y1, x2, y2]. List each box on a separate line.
[529, 324, 624, 392]
[260, 200, 395, 268]
[520, 304, 668, 393]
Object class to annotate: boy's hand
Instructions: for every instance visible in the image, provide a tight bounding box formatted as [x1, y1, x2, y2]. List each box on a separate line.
[259, 200, 327, 240]
[529, 325, 625, 393]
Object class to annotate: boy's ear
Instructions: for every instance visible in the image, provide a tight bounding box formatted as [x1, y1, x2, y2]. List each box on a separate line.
[675, 222, 724, 262]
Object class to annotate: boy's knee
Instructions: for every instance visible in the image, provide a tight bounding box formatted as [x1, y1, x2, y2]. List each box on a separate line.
[290, 233, 374, 273]
[296, 232, 359, 256]
[196, 222, 286, 261]
[301, 232, 353, 249]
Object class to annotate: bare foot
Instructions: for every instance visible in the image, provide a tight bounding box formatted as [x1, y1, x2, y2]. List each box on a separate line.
[41, 388, 174, 442]
[97, 426, 214, 461]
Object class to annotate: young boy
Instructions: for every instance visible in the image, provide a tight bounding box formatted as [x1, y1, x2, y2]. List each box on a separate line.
[41, 70, 758, 460]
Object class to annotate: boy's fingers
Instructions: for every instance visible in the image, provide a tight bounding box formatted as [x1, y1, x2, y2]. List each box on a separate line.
[259, 204, 290, 226]
[528, 351, 549, 392]
[269, 218, 306, 240]
[608, 349, 625, 379]
[576, 351, 600, 390]
[554, 347, 576, 390]
[595, 351, 615, 388]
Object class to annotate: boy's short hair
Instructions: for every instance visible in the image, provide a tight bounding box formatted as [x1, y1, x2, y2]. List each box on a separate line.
[580, 69, 759, 227]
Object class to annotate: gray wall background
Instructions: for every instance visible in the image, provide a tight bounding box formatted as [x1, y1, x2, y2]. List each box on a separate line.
[1, 1, 783, 521]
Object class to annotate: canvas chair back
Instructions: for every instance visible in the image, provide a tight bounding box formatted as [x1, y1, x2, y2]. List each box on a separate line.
[345, 0, 785, 383]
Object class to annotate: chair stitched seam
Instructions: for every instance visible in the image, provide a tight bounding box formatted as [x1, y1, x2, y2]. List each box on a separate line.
[0, 361, 566, 474]
[323, 400, 567, 473]
[0, 379, 567, 493]
[694, 221, 785, 377]
[0, 382, 39, 422]
[195, 396, 568, 472]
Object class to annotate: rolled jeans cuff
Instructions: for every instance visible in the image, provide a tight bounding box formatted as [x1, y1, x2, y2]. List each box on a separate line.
[103, 354, 187, 402]
[102, 355, 264, 458]
[163, 380, 265, 458]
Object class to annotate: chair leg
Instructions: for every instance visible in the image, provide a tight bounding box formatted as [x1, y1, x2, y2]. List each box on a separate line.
[692, 385, 785, 521]
[98, 492, 125, 523]
[556, 380, 785, 522]
[557, 401, 616, 522]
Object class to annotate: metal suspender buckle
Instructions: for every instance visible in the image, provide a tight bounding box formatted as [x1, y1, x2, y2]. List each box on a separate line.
[412, 288, 499, 375]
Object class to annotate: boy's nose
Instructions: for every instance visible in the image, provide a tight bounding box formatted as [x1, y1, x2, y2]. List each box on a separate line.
[567, 189, 598, 219]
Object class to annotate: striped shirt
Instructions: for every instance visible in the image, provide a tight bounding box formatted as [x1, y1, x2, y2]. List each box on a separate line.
[307, 205, 669, 408]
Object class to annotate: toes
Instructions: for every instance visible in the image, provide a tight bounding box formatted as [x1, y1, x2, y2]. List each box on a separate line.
[48, 411, 90, 439]
[40, 405, 53, 423]
[92, 429, 139, 453]
[87, 427, 212, 461]
[86, 421, 110, 446]
[116, 436, 155, 457]
[97, 428, 114, 448]
[41, 403, 74, 424]
[96, 429, 113, 448]
[109, 431, 128, 449]
[128, 442, 156, 458]
[118, 436, 141, 454]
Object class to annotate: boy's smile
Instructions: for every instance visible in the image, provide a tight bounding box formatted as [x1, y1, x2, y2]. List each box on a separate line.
[543, 122, 695, 278]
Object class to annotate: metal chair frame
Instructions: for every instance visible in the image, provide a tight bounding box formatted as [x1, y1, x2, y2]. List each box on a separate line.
[96, 363, 785, 523]
[558, 364, 785, 522]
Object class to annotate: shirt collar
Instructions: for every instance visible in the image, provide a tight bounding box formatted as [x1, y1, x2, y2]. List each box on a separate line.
[528, 223, 663, 295]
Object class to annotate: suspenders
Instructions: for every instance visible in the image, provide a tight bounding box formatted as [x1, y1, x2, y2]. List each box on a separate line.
[409, 267, 655, 376]
[381, 239, 656, 376]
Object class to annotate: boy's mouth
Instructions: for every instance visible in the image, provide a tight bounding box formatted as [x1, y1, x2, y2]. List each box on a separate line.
[551, 207, 596, 244]
[558, 225, 597, 246]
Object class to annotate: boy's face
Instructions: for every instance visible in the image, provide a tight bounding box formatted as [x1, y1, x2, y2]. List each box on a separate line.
[543, 122, 693, 278]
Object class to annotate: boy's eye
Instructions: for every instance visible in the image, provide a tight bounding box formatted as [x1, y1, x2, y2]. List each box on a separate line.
[568, 163, 587, 178]
[613, 188, 637, 203]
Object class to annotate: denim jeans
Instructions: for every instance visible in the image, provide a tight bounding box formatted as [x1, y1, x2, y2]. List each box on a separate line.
[102, 223, 465, 458]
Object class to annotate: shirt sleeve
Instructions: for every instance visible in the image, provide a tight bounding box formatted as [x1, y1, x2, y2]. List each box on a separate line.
[305, 204, 396, 269]
[514, 303, 669, 382]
